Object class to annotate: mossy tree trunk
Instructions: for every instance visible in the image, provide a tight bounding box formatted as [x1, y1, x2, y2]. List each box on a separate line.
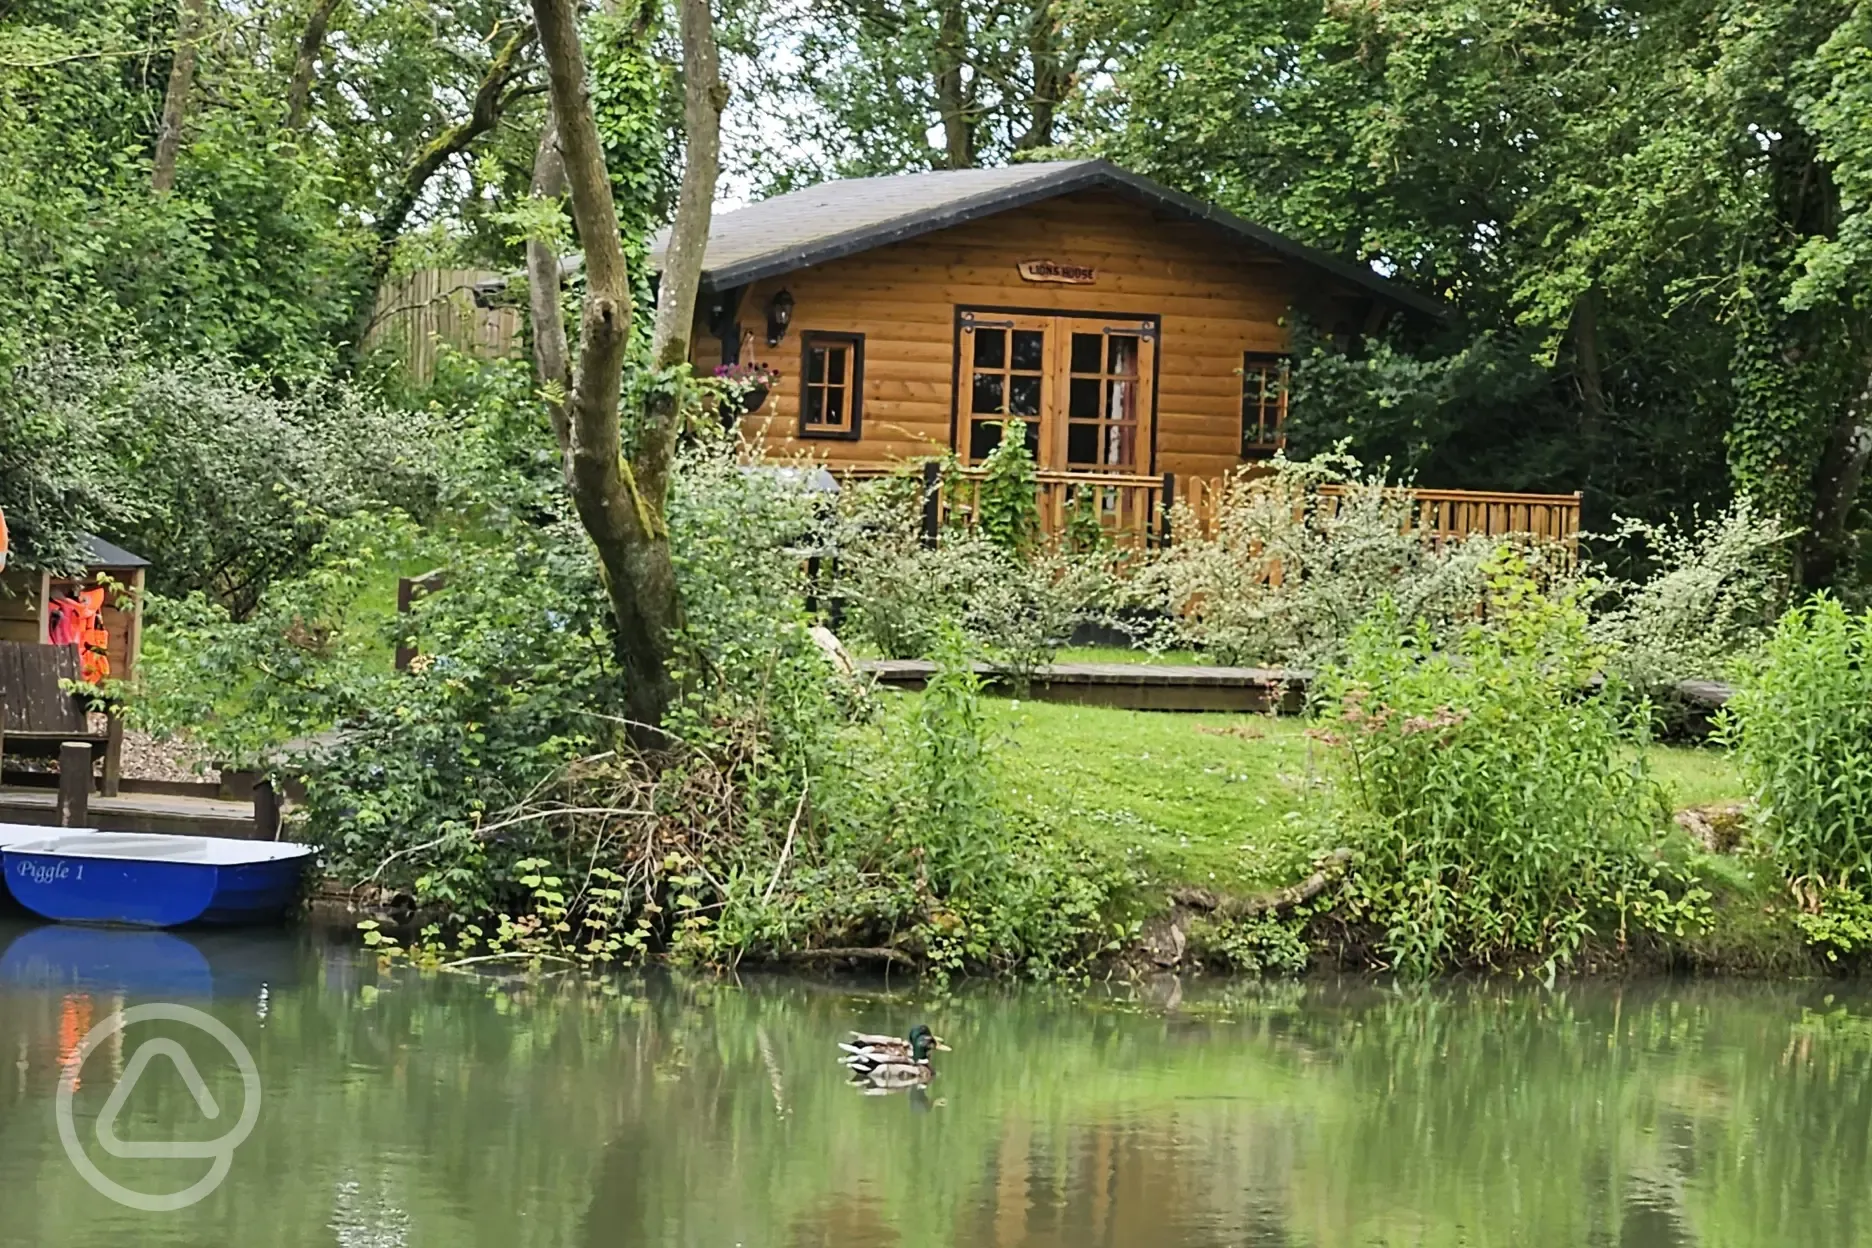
[528, 0, 726, 739]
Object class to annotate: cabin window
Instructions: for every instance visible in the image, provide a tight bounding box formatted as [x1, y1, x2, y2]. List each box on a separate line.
[799, 332, 864, 439]
[1241, 352, 1289, 457]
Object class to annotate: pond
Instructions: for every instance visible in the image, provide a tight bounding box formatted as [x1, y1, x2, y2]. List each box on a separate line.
[0, 917, 1866, 1246]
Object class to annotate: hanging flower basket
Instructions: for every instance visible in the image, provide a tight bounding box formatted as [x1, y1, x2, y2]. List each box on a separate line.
[714, 361, 780, 417]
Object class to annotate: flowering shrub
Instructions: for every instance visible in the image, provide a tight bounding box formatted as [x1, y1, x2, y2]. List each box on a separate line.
[1130, 451, 1562, 668]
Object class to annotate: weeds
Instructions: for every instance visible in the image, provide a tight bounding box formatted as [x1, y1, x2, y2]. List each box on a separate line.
[1318, 558, 1708, 976]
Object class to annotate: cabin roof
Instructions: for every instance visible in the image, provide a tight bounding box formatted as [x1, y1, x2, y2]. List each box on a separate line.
[651, 159, 1444, 318]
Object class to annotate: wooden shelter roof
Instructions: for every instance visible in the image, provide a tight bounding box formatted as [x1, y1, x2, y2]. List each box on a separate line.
[650, 159, 1445, 318]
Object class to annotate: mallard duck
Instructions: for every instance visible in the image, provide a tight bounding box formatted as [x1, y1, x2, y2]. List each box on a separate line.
[838, 1024, 951, 1065]
[839, 1024, 949, 1089]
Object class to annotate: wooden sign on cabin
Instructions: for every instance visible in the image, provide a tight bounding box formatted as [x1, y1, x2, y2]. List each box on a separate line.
[1017, 259, 1096, 285]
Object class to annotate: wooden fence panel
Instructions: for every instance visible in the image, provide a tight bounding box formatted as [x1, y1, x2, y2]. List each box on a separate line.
[361, 268, 523, 384]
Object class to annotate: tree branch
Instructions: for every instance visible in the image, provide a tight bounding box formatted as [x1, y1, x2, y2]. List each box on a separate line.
[284, 0, 341, 131]
[526, 106, 572, 451]
[152, 0, 211, 193]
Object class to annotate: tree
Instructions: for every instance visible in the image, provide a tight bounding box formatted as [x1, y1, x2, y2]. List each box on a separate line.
[528, 0, 725, 736]
[347, 19, 541, 354]
[753, 0, 1101, 177]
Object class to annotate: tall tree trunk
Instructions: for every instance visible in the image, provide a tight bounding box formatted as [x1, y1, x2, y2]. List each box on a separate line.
[152, 0, 210, 193]
[1802, 364, 1872, 589]
[284, 0, 342, 131]
[1569, 285, 1607, 479]
[530, 0, 726, 738]
[933, 0, 972, 168]
[349, 27, 536, 358]
[1012, 0, 1072, 153]
[526, 107, 572, 452]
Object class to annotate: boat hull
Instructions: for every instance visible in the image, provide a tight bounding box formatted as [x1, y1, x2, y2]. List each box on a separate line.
[2, 834, 312, 928]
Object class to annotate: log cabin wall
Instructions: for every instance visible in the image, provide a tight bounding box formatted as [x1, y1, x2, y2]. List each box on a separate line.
[692, 189, 1374, 485]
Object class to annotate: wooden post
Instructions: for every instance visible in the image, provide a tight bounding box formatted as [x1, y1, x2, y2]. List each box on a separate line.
[57, 741, 90, 827]
[1158, 472, 1176, 548]
[0, 695, 7, 782]
[394, 575, 417, 671]
[253, 776, 280, 840]
[102, 715, 123, 797]
[920, 460, 942, 548]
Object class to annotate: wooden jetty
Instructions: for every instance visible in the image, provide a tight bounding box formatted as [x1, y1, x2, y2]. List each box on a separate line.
[860, 658, 1310, 713]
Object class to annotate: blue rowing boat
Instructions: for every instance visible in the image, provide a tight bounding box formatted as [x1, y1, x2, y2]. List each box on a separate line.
[1, 832, 314, 927]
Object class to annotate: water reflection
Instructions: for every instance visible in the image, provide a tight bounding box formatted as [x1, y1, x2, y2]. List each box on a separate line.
[0, 919, 1866, 1246]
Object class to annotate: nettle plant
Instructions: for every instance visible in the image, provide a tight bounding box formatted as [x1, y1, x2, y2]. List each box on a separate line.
[1318, 559, 1708, 976]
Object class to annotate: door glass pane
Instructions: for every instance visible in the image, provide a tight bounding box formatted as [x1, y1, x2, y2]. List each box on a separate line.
[1009, 375, 1041, 417]
[1069, 378, 1101, 419]
[1012, 330, 1045, 370]
[971, 373, 1004, 414]
[1070, 333, 1102, 374]
[1021, 419, 1041, 459]
[973, 329, 1005, 369]
[823, 388, 844, 423]
[806, 346, 826, 384]
[805, 388, 824, 425]
[969, 419, 1000, 461]
[1107, 423, 1136, 467]
[823, 347, 847, 386]
[1107, 334, 1139, 375]
[1108, 378, 1136, 423]
[1067, 422, 1097, 465]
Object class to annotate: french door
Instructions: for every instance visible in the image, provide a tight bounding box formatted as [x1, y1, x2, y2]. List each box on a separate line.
[957, 310, 1157, 474]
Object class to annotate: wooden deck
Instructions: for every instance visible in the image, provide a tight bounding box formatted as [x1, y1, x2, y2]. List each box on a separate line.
[0, 785, 259, 837]
[861, 658, 1310, 713]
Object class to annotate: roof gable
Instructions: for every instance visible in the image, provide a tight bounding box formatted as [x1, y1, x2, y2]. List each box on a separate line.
[652, 159, 1444, 318]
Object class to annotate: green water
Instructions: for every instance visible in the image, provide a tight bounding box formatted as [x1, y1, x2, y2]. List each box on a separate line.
[0, 919, 1868, 1246]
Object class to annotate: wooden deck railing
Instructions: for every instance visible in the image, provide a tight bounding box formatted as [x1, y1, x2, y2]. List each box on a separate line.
[1183, 476, 1583, 552]
[836, 464, 1582, 552]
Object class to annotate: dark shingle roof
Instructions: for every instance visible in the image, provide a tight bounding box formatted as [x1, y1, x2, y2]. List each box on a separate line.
[79, 534, 149, 569]
[651, 159, 1443, 318]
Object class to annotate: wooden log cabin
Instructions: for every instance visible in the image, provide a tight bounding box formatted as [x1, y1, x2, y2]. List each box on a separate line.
[651, 159, 1566, 541]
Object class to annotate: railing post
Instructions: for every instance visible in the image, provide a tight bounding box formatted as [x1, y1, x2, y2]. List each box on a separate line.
[920, 460, 941, 548]
[1158, 472, 1175, 548]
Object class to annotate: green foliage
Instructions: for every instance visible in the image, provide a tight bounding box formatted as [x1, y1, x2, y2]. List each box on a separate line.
[831, 470, 1116, 675]
[975, 419, 1040, 554]
[1718, 596, 1872, 892]
[1588, 497, 1795, 699]
[1135, 451, 1541, 668]
[1791, 887, 1872, 966]
[11, 342, 442, 609]
[1319, 563, 1708, 976]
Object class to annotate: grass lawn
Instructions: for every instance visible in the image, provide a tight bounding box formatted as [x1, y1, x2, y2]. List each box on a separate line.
[984, 698, 1749, 897]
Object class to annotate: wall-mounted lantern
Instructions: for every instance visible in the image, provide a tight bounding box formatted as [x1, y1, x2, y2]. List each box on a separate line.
[765, 288, 794, 346]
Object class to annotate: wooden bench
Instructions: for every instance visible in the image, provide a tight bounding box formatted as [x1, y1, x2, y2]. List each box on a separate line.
[0, 640, 119, 795]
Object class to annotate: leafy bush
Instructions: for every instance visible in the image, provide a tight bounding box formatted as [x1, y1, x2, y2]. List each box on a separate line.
[1588, 497, 1793, 697]
[1718, 596, 1872, 894]
[1318, 562, 1706, 975]
[5, 341, 442, 611]
[1134, 451, 1549, 668]
[830, 472, 1116, 675]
